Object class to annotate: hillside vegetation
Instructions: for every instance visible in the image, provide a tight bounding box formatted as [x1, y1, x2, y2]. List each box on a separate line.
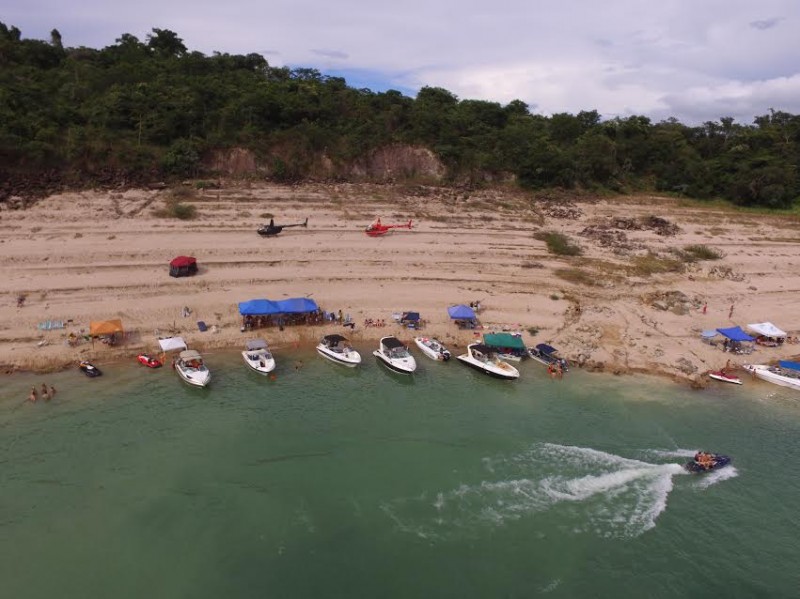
[1, 23, 799, 209]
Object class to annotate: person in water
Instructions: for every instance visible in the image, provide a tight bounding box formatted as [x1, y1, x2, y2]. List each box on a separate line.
[40, 383, 50, 401]
[28, 386, 37, 402]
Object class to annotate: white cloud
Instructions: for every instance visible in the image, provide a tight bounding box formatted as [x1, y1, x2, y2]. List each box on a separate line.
[6, 0, 800, 124]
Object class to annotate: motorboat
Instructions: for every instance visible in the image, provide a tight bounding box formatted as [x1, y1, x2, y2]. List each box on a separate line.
[456, 343, 520, 380]
[743, 362, 800, 391]
[242, 339, 276, 374]
[373, 336, 417, 374]
[684, 452, 731, 473]
[174, 349, 211, 387]
[708, 370, 742, 385]
[79, 360, 102, 378]
[317, 334, 361, 367]
[528, 343, 569, 371]
[137, 353, 163, 368]
[414, 336, 451, 361]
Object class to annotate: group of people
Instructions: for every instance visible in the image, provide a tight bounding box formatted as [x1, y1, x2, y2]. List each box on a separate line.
[547, 361, 564, 380]
[363, 318, 387, 328]
[694, 451, 716, 470]
[28, 383, 56, 402]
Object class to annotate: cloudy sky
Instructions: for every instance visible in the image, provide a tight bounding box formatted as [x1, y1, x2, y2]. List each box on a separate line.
[7, 0, 800, 125]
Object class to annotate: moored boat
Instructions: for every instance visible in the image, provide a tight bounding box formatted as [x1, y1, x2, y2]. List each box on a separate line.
[684, 452, 731, 473]
[414, 336, 451, 361]
[708, 370, 742, 385]
[456, 343, 519, 380]
[241, 339, 276, 374]
[743, 362, 800, 391]
[137, 353, 162, 368]
[175, 349, 211, 387]
[373, 336, 417, 374]
[528, 343, 569, 371]
[317, 334, 361, 367]
[79, 360, 102, 378]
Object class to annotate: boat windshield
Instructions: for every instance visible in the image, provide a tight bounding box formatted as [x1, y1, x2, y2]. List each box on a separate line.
[388, 346, 410, 359]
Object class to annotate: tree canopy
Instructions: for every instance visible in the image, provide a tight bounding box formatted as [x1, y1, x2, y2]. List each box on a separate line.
[1, 23, 799, 208]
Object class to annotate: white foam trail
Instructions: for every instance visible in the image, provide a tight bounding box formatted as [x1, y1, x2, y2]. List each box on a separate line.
[646, 448, 698, 459]
[386, 444, 703, 540]
[694, 465, 738, 489]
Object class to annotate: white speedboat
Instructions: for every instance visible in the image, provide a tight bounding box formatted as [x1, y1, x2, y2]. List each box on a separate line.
[242, 339, 276, 374]
[317, 334, 361, 367]
[743, 363, 800, 391]
[456, 343, 519, 380]
[373, 336, 417, 374]
[414, 336, 451, 361]
[175, 349, 211, 387]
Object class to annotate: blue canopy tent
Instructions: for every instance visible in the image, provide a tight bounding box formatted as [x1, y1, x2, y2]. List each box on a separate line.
[239, 298, 319, 315]
[448, 304, 477, 320]
[716, 326, 755, 342]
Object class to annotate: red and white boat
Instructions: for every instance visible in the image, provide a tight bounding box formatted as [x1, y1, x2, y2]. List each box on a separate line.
[708, 370, 742, 385]
[137, 353, 163, 368]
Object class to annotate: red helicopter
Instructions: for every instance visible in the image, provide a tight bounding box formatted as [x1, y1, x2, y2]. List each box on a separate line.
[365, 217, 413, 237]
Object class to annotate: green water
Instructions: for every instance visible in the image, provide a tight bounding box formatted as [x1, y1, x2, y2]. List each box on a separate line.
[1, 348, 799, 598]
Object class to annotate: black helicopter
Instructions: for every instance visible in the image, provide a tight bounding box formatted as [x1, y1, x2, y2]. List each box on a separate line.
[257, 217, 309, 237]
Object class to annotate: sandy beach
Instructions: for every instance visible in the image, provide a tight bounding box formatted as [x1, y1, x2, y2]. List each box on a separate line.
[2, 181, 799, 385]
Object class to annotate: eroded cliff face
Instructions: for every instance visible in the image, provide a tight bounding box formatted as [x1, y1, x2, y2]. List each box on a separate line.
[206, 144, 446, 182]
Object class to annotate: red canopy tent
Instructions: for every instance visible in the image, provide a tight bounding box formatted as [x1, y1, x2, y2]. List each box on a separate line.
[169, 256, 198, 277]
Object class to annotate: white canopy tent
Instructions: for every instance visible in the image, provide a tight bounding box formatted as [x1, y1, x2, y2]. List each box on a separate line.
[158, 336, 188, 352]
[746, 322, 787, 338]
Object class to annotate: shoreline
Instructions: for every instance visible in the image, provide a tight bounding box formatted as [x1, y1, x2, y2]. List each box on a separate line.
[2, 182, 800, 387]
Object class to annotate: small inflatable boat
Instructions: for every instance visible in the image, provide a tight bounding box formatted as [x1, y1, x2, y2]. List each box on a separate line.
[684, 452, 731, 473]
[137, 353, 163, 368]
[708, 370, 742, 385]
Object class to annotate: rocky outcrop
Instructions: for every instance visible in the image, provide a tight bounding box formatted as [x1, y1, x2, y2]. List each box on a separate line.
[351, 145, 446, 181]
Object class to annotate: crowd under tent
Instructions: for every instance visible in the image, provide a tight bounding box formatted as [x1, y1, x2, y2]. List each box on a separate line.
[716, 326, 755, 342]
[746, 322, 787, 338]
[169, 256, 198, 278]
[448, 304, 477, 321]
[238, 298, 320, 315]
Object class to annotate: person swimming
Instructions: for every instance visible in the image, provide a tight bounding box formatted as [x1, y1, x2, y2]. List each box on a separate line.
[28, 386, 37, 402]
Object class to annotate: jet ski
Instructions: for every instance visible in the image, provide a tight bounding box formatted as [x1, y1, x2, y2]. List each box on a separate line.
[684, 452, 731, 473]
[79, 360, 103, 378]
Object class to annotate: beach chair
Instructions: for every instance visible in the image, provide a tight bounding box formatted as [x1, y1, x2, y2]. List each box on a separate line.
[197, 321, 208, 332]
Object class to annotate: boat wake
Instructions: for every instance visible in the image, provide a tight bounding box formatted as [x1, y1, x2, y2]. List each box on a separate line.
[383, 443, 694, 540]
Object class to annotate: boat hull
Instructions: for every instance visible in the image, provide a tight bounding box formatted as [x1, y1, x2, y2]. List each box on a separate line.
[743, 364, 800, 391]
[242, 351, 276, 374]
[684, 454, 731, 473]
[317, 346, 361, 367]
[708, 371, 742, 385]
[373, 351, 416, 374]
[414, 338, 451, 362]
[176, 367, 211, 387]
[456, 355, 519, 380]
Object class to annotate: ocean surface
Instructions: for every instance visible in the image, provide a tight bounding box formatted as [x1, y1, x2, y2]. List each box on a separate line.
[2, 346, 799, 598]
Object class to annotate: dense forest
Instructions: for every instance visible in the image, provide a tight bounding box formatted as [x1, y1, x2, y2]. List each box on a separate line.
[2, 23, 799, 208]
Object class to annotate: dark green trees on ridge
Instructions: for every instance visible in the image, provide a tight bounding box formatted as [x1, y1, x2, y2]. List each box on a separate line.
[1, 23, 799, 208]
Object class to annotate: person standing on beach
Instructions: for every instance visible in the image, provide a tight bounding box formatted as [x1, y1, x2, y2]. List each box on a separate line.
[702, 302, 708, 315]
[729, 304, 735, 319]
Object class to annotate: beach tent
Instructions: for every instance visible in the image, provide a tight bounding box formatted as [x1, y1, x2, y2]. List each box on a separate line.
[716, 326, 755, 342]
[483, 332, 526, 351]
[274, 298, 319, 313]
[448, 304, 477, 320]
[89, 319, 124, 337]
[169, 256, 198, 277]
[238, 298, 319, 316]
[779, 360, 800, 372]
[747, 322, 787, 338]
[158, 336, 187, 352]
